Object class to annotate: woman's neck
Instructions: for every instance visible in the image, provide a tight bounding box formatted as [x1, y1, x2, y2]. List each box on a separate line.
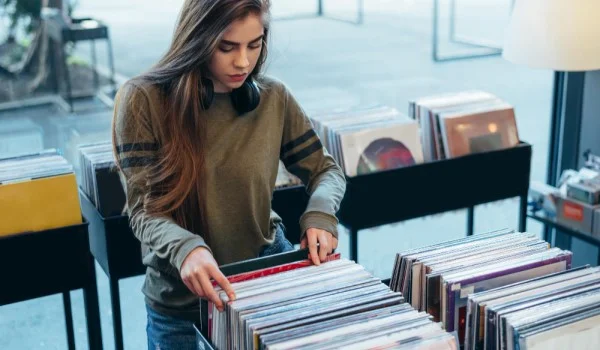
[211, 78, 231, 93]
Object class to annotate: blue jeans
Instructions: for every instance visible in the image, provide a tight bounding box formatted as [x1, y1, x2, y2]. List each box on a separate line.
[146, 223, 294, 350]
[259, 223, 294, 257]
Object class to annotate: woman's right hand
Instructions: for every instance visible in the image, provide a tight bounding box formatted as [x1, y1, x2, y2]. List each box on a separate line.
[179, 247, 236, 312]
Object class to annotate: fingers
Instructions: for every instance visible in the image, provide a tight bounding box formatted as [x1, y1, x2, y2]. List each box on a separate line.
[307, 230, 320, 266]
[187, 273, 205, 300]
[199, 271, 224, 312]
[300, 237, 307, 250]
[332, 236, 339, 251]
[182, 277, 200, 299]
[210, 266, 236, 302]
[318, 231, 329, 262]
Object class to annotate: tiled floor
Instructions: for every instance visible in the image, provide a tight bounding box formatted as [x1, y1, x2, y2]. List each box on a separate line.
[0, 1, 559, 349]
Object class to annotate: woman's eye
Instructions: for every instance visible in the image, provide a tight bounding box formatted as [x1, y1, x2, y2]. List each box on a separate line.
[249, 44, 262, 50]
[219, 46, 234, 53]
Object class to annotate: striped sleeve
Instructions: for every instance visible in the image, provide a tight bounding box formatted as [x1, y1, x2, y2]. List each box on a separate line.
[112, 81, 210, 273]
[279, 84, 347, 239]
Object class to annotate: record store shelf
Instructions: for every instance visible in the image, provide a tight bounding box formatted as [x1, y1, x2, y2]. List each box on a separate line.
[338, 142, 532, 262]
[0, 220, 103, 350]
[80, 185, 309, 350]
[528, 209, 600, 265]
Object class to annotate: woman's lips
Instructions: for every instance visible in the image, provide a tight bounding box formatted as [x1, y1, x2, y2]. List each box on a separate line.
[228, 73, 247, 82]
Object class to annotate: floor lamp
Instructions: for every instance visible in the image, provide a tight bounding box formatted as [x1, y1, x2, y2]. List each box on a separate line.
[502, 0, 600, 246]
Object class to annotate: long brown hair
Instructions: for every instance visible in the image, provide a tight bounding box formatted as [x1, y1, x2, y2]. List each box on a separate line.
[128, 0, 270, 242]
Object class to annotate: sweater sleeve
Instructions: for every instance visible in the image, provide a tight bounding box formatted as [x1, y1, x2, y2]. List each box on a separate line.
[112, 81, 210, 272]
[278, 84, 347, 239]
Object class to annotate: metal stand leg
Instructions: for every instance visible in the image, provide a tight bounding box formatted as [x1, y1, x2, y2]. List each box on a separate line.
[543, 225, 553, 246]
[432, 0, 503, 62]
[106, 33, 117, 95]
[62, 292, 76, 350]
[519, 195, 527, 232]
[357, 0, 364, 24]
[467, 207, 475, 236]
[83, 254, 103, 350]
[349, 227, 359, 262]
[275, 0, 363, 25]
[62, 45, 74, 113]
[110, 277, 124, 350]
[91, 40, 99, 91]
[554, 230, 573, 251]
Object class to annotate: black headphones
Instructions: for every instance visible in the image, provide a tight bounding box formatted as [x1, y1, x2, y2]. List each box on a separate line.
[200, 77, 261, 115]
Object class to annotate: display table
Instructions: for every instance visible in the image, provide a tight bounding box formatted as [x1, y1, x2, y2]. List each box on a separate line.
[338, 142, 532, 262]
[0, 221, 103, 350]
[528, 209, 600, 265]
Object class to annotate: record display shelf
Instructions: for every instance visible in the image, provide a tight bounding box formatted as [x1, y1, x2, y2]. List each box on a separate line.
[80, 185, 309, 350]
[527, 208, 600, 266]
[338, 142, 533, 262]
[0, 219, 103, 350]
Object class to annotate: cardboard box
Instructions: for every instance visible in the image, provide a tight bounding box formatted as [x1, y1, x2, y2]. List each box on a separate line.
[556, 196, 600, 235]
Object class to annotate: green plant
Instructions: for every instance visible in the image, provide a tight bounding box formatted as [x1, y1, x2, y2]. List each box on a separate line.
[1, 0, 42, 34]
[1, 0, 78, 35]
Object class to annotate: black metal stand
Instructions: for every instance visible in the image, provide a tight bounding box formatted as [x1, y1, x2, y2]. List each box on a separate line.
[274, 0, 364, 25]
[432, 0, 513, 62]
[0, 221, 103, 350]
[338, 142, 532, 262]
[80, 185, 309, 350]
[44, 14, 117, 113]
[528, 209, 600, 266]
[80, 191, 144, 350]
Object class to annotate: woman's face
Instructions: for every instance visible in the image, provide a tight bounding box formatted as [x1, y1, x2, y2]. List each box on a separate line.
[208, 13, 264, 93]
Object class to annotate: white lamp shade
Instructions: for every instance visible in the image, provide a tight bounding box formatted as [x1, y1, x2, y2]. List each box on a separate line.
[503, 0, 600, 71]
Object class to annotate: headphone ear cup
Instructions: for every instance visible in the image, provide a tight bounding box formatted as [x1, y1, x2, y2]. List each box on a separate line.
[230, 80, 260, 115]
[200, 77, 214, 110]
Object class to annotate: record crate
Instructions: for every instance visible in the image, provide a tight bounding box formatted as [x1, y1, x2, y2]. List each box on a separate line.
[0, 219, 103, 350]
[194, 249, 395, 349]
[195, 249, 326, 350]
[338, 142, 533, 261]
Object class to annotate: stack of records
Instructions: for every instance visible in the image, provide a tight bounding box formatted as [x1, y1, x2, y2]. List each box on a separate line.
[409, 91, 520, 161]
[465, 265, 600, 350]
[0, 149, 82, 236]
[389, 229, 573, 346]
[309, 105, 424, 177]
[274, 161, 302, 189]
[209, 256, 458, 350]
[78, 141, 126, 217]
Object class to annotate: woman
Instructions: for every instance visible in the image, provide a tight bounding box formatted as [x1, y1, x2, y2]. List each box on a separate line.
[111, 0, 346, 348]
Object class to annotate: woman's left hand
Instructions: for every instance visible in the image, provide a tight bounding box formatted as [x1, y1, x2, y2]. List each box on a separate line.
[301, 228, 338, 265]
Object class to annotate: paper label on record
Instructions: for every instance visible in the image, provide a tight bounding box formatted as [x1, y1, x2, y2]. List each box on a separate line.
[451, 283, 461, 291]
[460, 285, 475, 298]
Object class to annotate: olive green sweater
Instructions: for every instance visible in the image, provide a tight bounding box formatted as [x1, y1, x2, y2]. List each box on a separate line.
[112, 75, 346, 320]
